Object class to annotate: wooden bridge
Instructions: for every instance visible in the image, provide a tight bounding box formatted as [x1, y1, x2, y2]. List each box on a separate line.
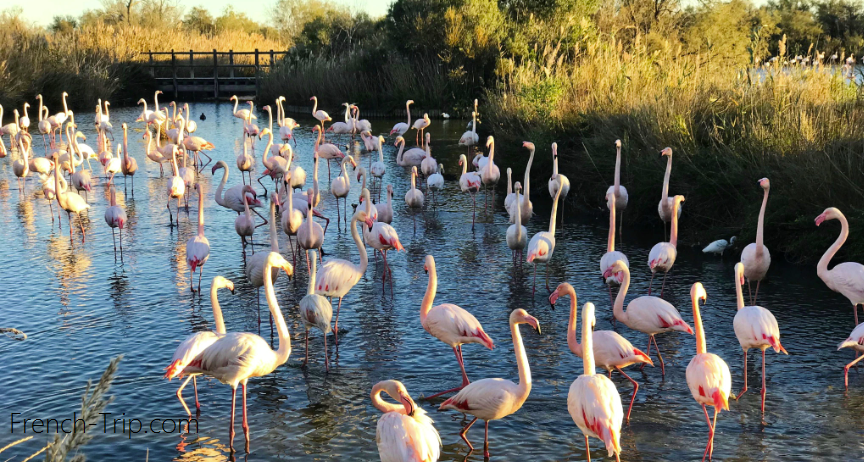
[147, 49, 288, 100]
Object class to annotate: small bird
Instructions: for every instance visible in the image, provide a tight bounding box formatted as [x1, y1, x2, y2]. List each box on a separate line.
[200, 113, 206, 120]
[703, 237, 736, 256]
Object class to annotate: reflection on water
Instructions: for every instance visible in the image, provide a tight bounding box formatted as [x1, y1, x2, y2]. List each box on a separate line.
[2, 103, 864, 461]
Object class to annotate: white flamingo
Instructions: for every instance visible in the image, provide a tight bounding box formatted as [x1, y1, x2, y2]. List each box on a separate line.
[741, 178, 772, 305]
[51, 151, 89, 241]
[234, 193, 255, 246]
[658, 147, 682, 239]
[459, 154, 482, 229]
[412, 113, 430, 148]
[230, 95, 257, 120]
[389, 100, 414, 136]
[816, 207, 864, 325]
[373, 380, 441, 462]
[378, 185, 394, 224]
[331, 155, 358, 226]
[298, 189, 326, 270]
[246, 195, 290, 327]
[104, 185, 127, 254]
[405, 166, 425, 231]
[507, 182, 528, 265]
[526, 185, 563, 295]
[508, 142, 535, 224]
[459, 111, 479, 153]
[420, 134, 438, 177]
[479, 136, 500, 209]
[300, 250, 333, 370]
[186, 184, 211, 292]
[703, 237, 736, 256]
[167, 146, 185, 226]
[648, 194, 685, 296]
[310, 96, 332, 134]
[601, 192, 629, 308]
[548, 142, 570, 231]
[427, 163, 444, 203]
[361, 188, 402, 293]
[394, 136, 425, 167]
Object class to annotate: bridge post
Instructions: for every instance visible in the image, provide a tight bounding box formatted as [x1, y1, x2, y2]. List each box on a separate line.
[148, 51, 154, 77]
[171, 50, 178, 100]
[213, 49, 219, 100]
[255, 48, 260, 97]
[229, 50, 235, 79]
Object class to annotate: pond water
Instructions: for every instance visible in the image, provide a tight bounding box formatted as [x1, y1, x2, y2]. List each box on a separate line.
[1, 103, 863, 461]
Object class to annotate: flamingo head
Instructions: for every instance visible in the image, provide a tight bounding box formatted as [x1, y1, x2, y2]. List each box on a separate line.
[548, 282, 570, 308]
[394, 136, 404, 147]
[309, 97, 315, 101]
[691, 282, 707, 305]
[758, 177, 770, 190]
[816, 207, 840, 226]
[734, 263, 745, 286]
[522, 141, 534, 151]
[510, 309, 541, 334]
[423, 255, 435, 274]
[615, 139, 622, 149]
[211, 161, 226, 175]
[514, 182, 522, 193]
[660, 147, 672, 157]
[389, 128, 397, 135]
[486, 135, 494, 148]
[213, 276, 235, 294]
[552, 142, 558, 157]
[375, 380, 416, 417]
[267, 252, 294, 280]
[603, 260, 628, 280]
[354, 209, 374, 229]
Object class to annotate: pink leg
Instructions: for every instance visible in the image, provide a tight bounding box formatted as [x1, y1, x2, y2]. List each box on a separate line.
[425, 346, 471, 399]
[484, 420, 490, 459]
[640, 337, 652, 371]
[652, 335, 666, 376]
[855, 303, 860, 326]
[333, 298, 343, 344]
[304, 329, 309, 366]
[701, 405, 714, 462]
[648, 272, 655, 295]
[844, 354, 864, 389]
[754, 280, 761, 305]
[460, 417, 477, 453]
[736, 350, 748, 400]
[241, 381, 250, 452]
[616, 367, 639, 421]
[660, 271, 667, 297]
[324, 330, 330, 371]
[532, 263, 537, 296]
[471, 192, 476, 230]
[175, 375, 194, 417]
[193, 376, 200, 411]
[228, 386, 237, 449]
[585, 434, 591, 462]
[761, 349, 767, 414]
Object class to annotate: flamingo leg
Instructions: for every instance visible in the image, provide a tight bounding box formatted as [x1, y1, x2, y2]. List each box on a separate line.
[761, 349, 767, 414]
[483, 420, 490, 459]
[304, 329, 309, 366]
[747, 280, 753, 306]
[111, 227, 117, 253]
[709, 407, 718, 459]
[241, 381, 250, 452]
[459, 417, 477, 453]
[844, 354, 864, 389]
[175, 375, 194, 417]
[252, 208, 269, 229]
[192, 376, 200, 412]
[736, 350, 748, 400]
[652, 335, 666, 376]
[198, 267, 203, 293]
[333, 298, 343, 345]
[701, 405, 714, 462]
[648, 272, 655, 295]
[78, 212, 86, 242]
[585, 434, 591, 462]
[855, 303, 860, 327]
[616, 367, 639, 421]
[545, 263, 550, 292]
[471, 192, 476, 230]
[532, 263, 537, 296]
[324, 330, 330, 371]
[640, 337, 652, 371]
[425, 346, 470, 399]
[754, 280, 761, 305]
[660, 271, 668, 297]
[167, 202, 173, 226]
[228, 386, 237, 449]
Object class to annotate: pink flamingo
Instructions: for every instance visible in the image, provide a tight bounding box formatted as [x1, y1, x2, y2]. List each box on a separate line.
[567, 301, 624, 462]
[838, 323, 864, 388]
[648, 194, 684, 296]
[685, 282, 731, 461]
[246, 195, 290, 327]
[741, 178, 772, 304]
[300, 250, 332, 370]
[421, 255, 494, 399]
[601, 192, 629, 308]
[186, 253, 293, 452]
[315, 209, 374, 343]
[604, 260, 693, 375]
[361, 189, 402, 294]
[104, 186, 127, 254]
[526, 184, 563, 295]
[186, 184, 211, 292]
[732, 262, 787, 414]
[657, 147, 682, 240]
[458, 154, 481, 229]
[372, 380, 441, 462]
[313, 125, 345, 183]
[815, 207, 864, 325]
[605, 140, 628, 235]
[164, 276, 234, 416]
[412, 113, 430, 147]
[298, 189, 326, 270]
[167, 146, 185, 227]
[439, 309, 539, 459]
[389, 100, 414, 136]
[310, 96, 332, 134]
[550, 283, 652, 421]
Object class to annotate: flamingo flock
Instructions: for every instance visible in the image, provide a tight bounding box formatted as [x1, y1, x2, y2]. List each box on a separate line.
[4, 92, 864, 462]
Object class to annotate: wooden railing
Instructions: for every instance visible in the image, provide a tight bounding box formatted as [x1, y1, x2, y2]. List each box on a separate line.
[147, 49, 289, 99]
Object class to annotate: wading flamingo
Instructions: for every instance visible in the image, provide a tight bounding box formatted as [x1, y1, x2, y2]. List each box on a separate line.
[479, 136, 500, 210]
[459, 111, 479, 153]
[427, 163, 444, 204]
[507, 182, 528, 266]
[104, 186, 127, 254]
[12, 138, 29, 192]
[508, 142, 535, 224]
[235, 193, 255, 246]
[370, 135, 386, 192]
[167, 146, 185, 226]
[741, 178, 772, 305]
[361, 188, 402, 294]
[405, 166, 425, 232]
[310, 96, 331, 134]
[52, 151, 89, 241]
[658, 147, 683, 240]
[504, 168, 518, 211]
[378, 185, 394, 224]
[412, 113, 430, 148]
[315, 208, 374, 343]
[551, 283, 651, 422]
[212, 161, 265, 225]
[567, 301, 624, 462]
[601, 192, 629, 308]
[548, 142, 570, 231]
[164, 276, 235, 416]
[230, 95, 256, 120]
[389, 100, 414, 136]
[421, 255, 494, 399]
[120, 124, 137, 190]
[439, 309, 539, 459]
[246, 195, 291, 327]
[816, 207, 864, 326]
[181, 105, 214, 169]
[373, 380, 441, 462]
[420, 134, 438, 177]
[685, 282, 731, 462]
[314, 125, 345, 183]
[300, 250, 332, 370]
[298, 189, 326, 270]
[526, 185, 563, 295]
[186, 184, 211, 292]
[838, 322, 864, 388]
[732, 262, 787, 414]
[604, 260, 693, 375]
[331, 155, 357, 226]
[236, 135, 254, 185]
[187, 253, 293, 452]
[395, 136, 425, 167]
[648, 195, 685, 296]
[459, 154, 481, 229]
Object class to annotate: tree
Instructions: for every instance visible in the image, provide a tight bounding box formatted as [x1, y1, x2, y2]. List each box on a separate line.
[183, 6, 216, 34]
[49, 15, 78, 33]
[215, 6, 262, 34]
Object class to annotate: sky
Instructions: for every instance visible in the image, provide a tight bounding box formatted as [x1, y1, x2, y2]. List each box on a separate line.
[15, 0, 392, 26]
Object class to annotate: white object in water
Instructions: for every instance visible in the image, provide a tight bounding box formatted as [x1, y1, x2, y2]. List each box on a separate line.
[703, 236, 737, 256]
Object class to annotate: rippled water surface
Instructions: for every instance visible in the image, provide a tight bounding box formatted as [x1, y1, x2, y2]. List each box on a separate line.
[2, 103, 864, 461]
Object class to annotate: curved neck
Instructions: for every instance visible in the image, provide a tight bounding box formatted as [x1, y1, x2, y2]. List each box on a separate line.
[307, 194, 315, 232]
[122, 127, 129, 161]
[210, 284, 227, 334]
[37, 97, 43, 120]
[511, 318, 532, 402]
[197, 188, 205, 236]
[548, 187, 561, 234]
[613, 266, 630, 323]
[471, 113, 476, 133]
[267, 108, 273, 132]
[371, 388, 402, 414]
[661, 154, 672, 200]
[515, 188, 523, 232]
[607, 196, 616, 252]
[461, 157, 468, 175]
[308, 252, 317, 295]
[262, 133, 273, 164]
[564, 286, 581, 357]
[263, 260, 291, 365]
[581, 305, 595, 374]
[488, 141, 495, 163]
[693, 294, 706, 354]
[350, 214, 368, 273]
[215, 165, 228, 205]
[171, 149, 179, 176]
[232, 98, 238, 115]
[268, 201, 278, 252]
[397, 141, 405, 164]
[378, 139, 384, 162]
[524, 148, 534, 196]
[614, 145, 622, 192]
[411, 170, 417, 190]
[818, 213, 849, 277]
[343, 104, 351, 123]
[756, 187, 769, 253]
[406, 102, 412, 126]
[670, 199, 681, 247]
[311, 97, 318, 115]
[507, 171, 512, 195]
[421, 261, 437, 323]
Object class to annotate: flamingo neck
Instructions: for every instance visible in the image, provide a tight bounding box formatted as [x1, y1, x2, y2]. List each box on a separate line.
[692, 292, 706, 354]
[232, 98, 239, 115]
[607, 195, 616, 253]
[397, 141, 405, 165]
[308, 252, 317, 296]
[818, 212, 849, 277]
[756, 187, 769, 254]
[488, 142, 495, 164]
[553, 155, 559, 176]
[344, 104, 351, 123]
[507, 171, 512, 195]
[197, 188, 205, 236]
[548, 186, 561, 234]
[263, 259, 291, 365]
[268, 201, 278, 252]
[214, 163, 228, 206]
[371, 386, 403, 414]
[262, 133, 272, 166]
[471, 113, 476, 133]
[523, 147, 534, 198]
[311, 97, 318, 116]
[171, 150, 179, 176]
[613, 266, 630, 324]
[350, 214, 368, 274]
[581, 303, 595, 374]
[734, 267, 745, 309]
[378, 139, 384, 163]
[421, 261, 437, 324]
[406, 101, 412, 126]
[307, 194, 315, 233]
[210, 284, 227, 334]
[511, 316, 532, 404]
[670, 199, 681, 248]
[661, 153, 672, 201]
[514, 188, 523, 236]
[564, 285, 582, 357]
[460, 156, 468, 176]
[411, 170, 416, 190]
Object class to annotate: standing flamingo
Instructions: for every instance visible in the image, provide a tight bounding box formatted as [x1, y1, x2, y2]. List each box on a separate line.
[741, 178, 772, 305]
[421, 255, 494, 399]
[52, 151, 89, 241]
[405, 166, 425, 232]
[236, 135, 254, 185]
[547, 143, 571, 231]
[816, 207, 864, 325]
[551, 283, 651, 422]
[310, 96, 331, 134]
[300, 250, 332, 370]
[362, 189, 402, 294]
[601, 192, 629, 308]
[439, 309, 540, 459]
[315, 208, 374, 343]
[395, 136, 426, 167]
[526, 185, 563, 295]
[732, 262, 787, 414]
[234, 193, 255, 246]
[120, 124, 137, 191]
[246, 195, 290, 327]
[370, 135, 387, 193]
[458, 154, 482, 229]
[373, 380, 441, 462]
[648, 195, 684, 296]
[604, 260, 693, 375]
[459, 111, 479, 154]
[420, 134, 438, 178]
[378, 185, 394, 224]
[104, 186, 127, 254]
[567, 301, 624, 462]
[479, 136, 500, 210]
[164, 276, 235, 416]
[298, 189, 326, 270]
[331, 155, 357, 226]
[230, 95, 257, 120]
[12, 138, 29, 193]
[186, 184, 211, 293]
[507, 182, 528, 266]
[658, 147, 683, 240]
[412, 113, 430, 147]
[167, 146, 185, 227]
[187, 253, 293, 452]
[389, 100, 414, 136]
[685, 282, 731, 461]
[427, 164, 444, 204]
[212, 161, 265, 224]
[314, 125, 345, 183]
[508, 142, 535, 224]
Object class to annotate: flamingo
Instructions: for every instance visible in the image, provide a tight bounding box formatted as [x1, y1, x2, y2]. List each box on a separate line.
[51, 151, 90, 241]
[389, 100, 414, 136]
[212, 161, 265, 226]
[741, 178, 772, 305]
[459, 154, 482, 229]
[104, 186, 127, 254]
[567, 301, 624, 462]
[526, 185, 563, 295]
[378, 185, 394, 224]
[548, 142, 570, 231]
[703, 237, 736, 256]
[466, 99, 479, 129]
[243, 103, 260, 145]
[405, 166, 425, 232]
[685, 282, 731, 461]
[839, 319, 864, 387]
[48, 92, 69, 136]
[257, 128, 288, 197]
[394, 136, 425, 167]
[331, 155, 358, 226]
[360, 130, 377, 152]
[658, 147, 683, 239]
[12, 138, 29, 193]
[605, 260, 693, 375]
[276, 97, 298, 144]
[314, 125, 345, 183]
[551, 283, 651, 422]
[40, 171, 66, 222]
[327, 103, 353, 140]
[28, 143, 54, 176]
[374, 380, 441, 462]
[601, 192, 629, 308]
[315, 208, 374, 344]
[120, 124, 137, 190]
[181, 105, 214, 169]
[370, 135, 387, 192]
[36, 95, 51, 150]
[67, 127, 93, 201]
[439, 309, 539, 459]
[507, 182, 528, 266]
[421, 255, 494, 398]
[183, 103, 198, 134]
[262, 105, 288, 160]
[246, 195, 289, 327]
[420, 134, 438, 177]
[648, 195, 684, 296]
[459, 111, 479, 153]
[298, 189, 326, 270]
[164, 276, 234, 416]
[230, 95, 257, 120]
[143, 131, 168, 175]
[234, 193, 255, 246]
[504, 168, 519, 212]
[508, 142, 535, 224]
[356, 169, 378, 221]
[310, 96, 332, 134]
[186, 252, 293, 452]
[361, 188, 402, 293]
[19, 102, 31, 132]
[236, 139, 255, 186]
[167, 146, 185, 226]
[816, 207, 864, 325]
[0, 105, 20, 148]
[286, 145, 307, 192]
[279, 175, 304, 265]
[300, 250, 332, 370]
[351, 105, 372, 133]
[186, 184, 211, 292]
[412, 113, 430, 148]
[427, 164, 444, 204]
[731, 262, 787, 414]
[479, 136, 500, 209]
[104, 143, 123, 186]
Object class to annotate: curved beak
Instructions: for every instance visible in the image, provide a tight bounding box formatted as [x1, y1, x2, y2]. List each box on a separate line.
[525, 315, 541, 334]
[815, 213, 826, 226]
[400, 393, 415, 417]
[603, 268, 614, 279]
[548, 290, 559, 309]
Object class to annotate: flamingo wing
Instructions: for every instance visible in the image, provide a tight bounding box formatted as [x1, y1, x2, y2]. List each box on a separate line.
[439, 378, 516, 419]
[685, 353, 732, 410]
[733, 306, 785, 353]
[316, 259, 361, 297]
[568, 375, 623, 457]
[300, 294, 333, 333]
[827, 262, 864, 303]
[377, 411, 441, 462]
[425, 304, 493, 349]
[629, 296, 693, 334]
[165, 331, 221, 378]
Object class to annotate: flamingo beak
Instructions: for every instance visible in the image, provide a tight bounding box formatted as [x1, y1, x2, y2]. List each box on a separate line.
[548, 290, 559, 309]
[400, 393, 415, 417]
[525, 315, 541, 334]
[365, 217, 374, 229]
[603, 268, 614, 279]
[815, 213, 826, 226]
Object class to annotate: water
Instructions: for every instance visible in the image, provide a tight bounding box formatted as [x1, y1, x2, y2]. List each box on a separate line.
[1, 103, 862, 461]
